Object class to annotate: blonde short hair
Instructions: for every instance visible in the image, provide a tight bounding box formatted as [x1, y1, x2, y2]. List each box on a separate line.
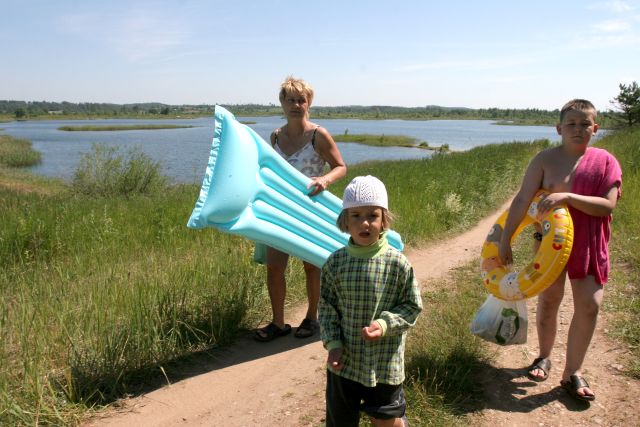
[336, 208, 395, 233]
[279, 76, 314, 106]
[560, 99, 597, 123]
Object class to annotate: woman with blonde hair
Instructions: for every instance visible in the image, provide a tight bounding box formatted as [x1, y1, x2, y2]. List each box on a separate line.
[254, 76, 347, 342]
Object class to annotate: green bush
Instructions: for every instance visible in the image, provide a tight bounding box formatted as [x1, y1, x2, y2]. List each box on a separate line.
[72, 143, 167, 196]
[0, 135, 41, 167]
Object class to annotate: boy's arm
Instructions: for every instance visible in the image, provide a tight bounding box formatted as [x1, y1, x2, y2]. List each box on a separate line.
[538, 185, 619, 217]
[375, 263, 423, 337]
[541, 149, 622, 217]
[499, 153, 544, 265]
[319, 261, 343, 351]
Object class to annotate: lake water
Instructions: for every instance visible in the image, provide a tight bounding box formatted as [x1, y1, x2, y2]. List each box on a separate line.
[1, 115, 602, 184]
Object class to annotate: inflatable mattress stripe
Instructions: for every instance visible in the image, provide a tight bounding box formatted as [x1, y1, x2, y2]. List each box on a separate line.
[187, 105, 403, 267]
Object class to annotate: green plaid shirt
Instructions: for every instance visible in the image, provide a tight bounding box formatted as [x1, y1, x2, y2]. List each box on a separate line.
[319, 233, 422, 387]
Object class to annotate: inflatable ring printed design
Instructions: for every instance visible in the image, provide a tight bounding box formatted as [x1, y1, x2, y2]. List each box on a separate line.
[480, 190, 573, 301]
[187, 106, 404, 268]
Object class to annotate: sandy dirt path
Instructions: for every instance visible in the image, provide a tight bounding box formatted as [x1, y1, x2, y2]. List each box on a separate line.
[86, 200, 640, 426]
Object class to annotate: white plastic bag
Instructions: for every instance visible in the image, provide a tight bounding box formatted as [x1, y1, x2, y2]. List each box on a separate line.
[470, 294, 528, 345]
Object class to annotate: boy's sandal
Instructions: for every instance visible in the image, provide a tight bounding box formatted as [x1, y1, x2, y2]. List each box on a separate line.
[561, 375, 596, 401]
[526, 357, 551, 382]
[254, 322, 291, 342]
[294, 318, 319, 338]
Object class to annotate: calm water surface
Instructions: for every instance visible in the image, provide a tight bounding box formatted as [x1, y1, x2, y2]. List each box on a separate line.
[2, 116, 599, 184]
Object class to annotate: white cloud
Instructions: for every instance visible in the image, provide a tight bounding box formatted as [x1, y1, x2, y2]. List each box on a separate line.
[588, 32, 640, 45]
[593, 19, 632, 31]
[588, 0, 635, 13]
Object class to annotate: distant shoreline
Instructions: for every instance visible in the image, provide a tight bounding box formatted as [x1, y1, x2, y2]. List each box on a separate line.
[1, 101, 620, 128]
[58, 124, 195, 131]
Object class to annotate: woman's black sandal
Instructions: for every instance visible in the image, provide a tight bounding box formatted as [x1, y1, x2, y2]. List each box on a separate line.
[254, 322, 291, 342]
[294, 318, 319, 338]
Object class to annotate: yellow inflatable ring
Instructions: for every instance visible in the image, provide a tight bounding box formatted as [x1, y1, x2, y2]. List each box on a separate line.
[481, 190, 573, 301]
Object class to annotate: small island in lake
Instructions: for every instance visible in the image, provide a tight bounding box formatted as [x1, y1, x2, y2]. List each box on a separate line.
[58, 124, 195, 131]
[335, 133, 448, 151]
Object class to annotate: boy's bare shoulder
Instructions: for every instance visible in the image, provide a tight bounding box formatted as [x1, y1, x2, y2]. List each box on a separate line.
[538, 145, 562, 157]
[532, 145, 562, 163]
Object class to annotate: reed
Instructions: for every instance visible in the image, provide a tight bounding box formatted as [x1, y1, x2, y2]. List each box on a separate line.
[71, 143, 168, 196]
[0, 134, 41, 167]
[335, 133, 421, 147]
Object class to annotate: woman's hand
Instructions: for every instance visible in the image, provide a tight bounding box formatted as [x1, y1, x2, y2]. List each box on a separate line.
[307, 176, 329, 196]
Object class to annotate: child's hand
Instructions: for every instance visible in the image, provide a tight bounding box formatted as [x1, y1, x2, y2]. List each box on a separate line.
[327, 348, 343, 370]
[538, 192, 569, 216]
[498, 239, 513, 266]
[362, 321, 383, 341]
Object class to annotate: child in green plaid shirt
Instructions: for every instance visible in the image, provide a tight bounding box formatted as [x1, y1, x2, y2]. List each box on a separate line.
[319, 176, 422, 427]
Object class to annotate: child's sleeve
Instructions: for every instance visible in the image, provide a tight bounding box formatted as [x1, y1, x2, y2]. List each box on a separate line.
[376, 259, 423, 336]
[319, 258, 343, 351]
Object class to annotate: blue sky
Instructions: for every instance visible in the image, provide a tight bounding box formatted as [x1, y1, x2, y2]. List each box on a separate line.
[2, 0, 639, 110]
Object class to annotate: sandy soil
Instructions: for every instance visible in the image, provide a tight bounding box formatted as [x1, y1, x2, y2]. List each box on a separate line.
[86, 200, 640, 426]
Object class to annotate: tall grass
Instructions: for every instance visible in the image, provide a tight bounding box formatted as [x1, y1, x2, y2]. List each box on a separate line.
[0, 134, 41, 167]
[0, 186, 290, 424]
[403, 263, 489, 426]
[72, 143, 168, 196]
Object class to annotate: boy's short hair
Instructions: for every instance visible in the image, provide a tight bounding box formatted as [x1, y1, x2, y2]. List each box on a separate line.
[279, 76, 314, 106]
[336, 208, 395, 233]
[560, 99, 597, 123]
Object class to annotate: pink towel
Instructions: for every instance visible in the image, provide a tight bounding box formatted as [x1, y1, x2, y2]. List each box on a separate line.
[567, 147, 622, 284]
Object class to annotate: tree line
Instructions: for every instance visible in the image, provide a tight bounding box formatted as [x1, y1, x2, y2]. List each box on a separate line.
[3, 81, 638, 128]
[2, 101, 213, 118]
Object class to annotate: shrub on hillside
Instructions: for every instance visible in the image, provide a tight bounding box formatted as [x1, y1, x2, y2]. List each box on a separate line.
[72, 143, 167, 196]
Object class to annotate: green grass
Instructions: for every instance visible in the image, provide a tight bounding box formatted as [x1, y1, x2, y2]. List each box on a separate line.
[71, 143, 168, 197]
[0, 186, 295, 424]
[1, 130, 638, 426]
[335, 133, 422, 147]
[58, 124, 194, 131]
[402, 262, 489, 426]
[0, 134, 41, 167]
[334, 133, 450, 151]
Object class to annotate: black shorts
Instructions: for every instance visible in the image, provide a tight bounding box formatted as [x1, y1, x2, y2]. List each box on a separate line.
[325, 370, 406, 427]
